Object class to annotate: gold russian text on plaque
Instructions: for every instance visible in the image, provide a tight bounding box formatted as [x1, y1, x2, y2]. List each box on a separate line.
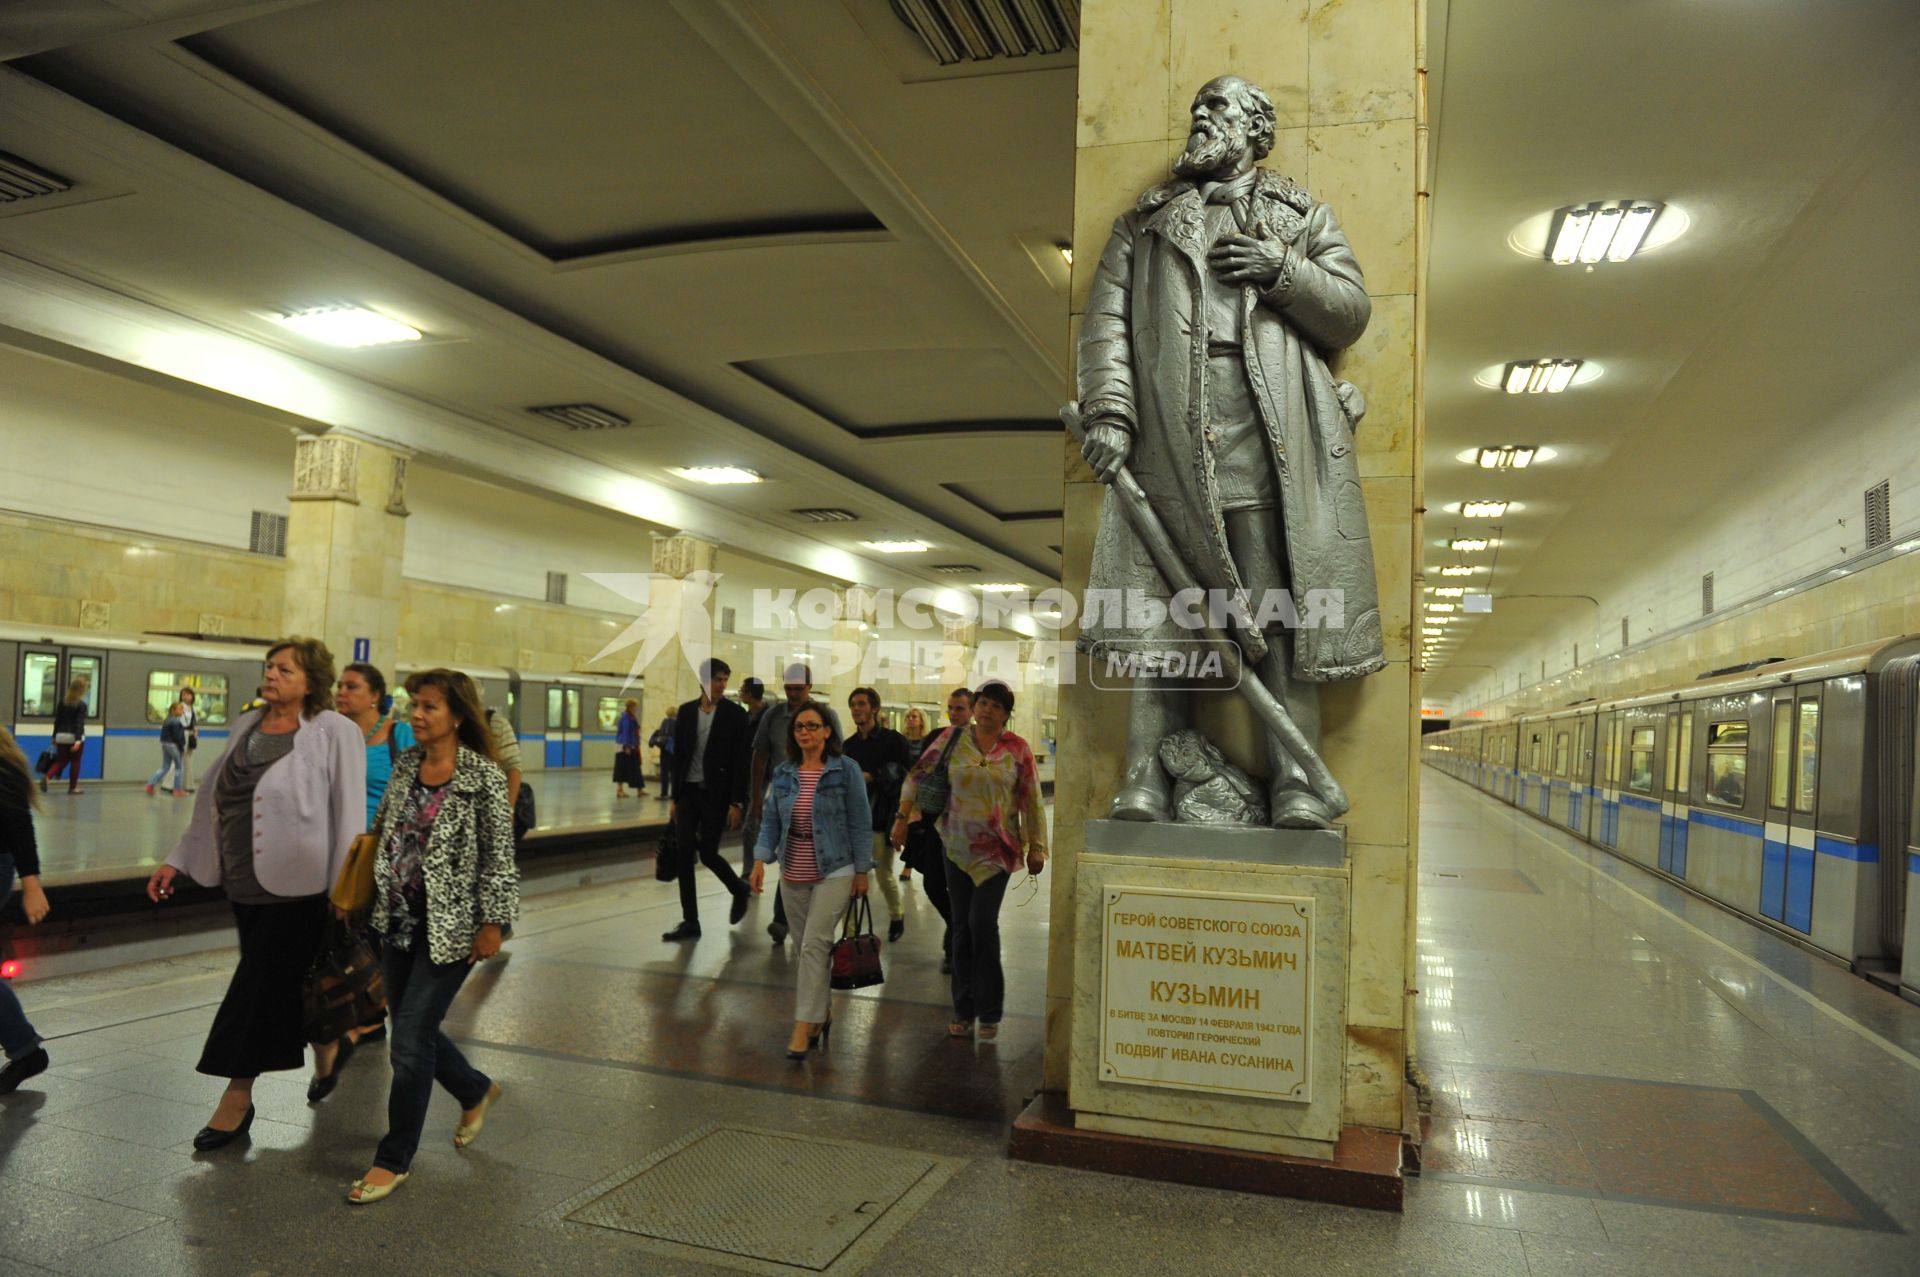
[1100, 887, 1313, 1103]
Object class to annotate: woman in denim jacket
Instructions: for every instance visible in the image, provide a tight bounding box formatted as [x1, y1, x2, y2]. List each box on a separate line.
[747, 700, 870, 1060]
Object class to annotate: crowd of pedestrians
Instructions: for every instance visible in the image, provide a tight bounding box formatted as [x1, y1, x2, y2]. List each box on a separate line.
[0, 645, 1047, 1203]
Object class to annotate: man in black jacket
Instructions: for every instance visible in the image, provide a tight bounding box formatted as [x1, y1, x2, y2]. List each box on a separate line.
[662, 659, 753, 942]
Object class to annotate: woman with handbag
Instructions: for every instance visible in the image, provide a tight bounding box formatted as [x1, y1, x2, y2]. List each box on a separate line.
[146, 638, 365, 1150]
[346, 668, 517, 1205]
[39, 678, 90, 795]
[746, 701, 870, 1061]
[303, 661, 416, 1101]
[891, 681, 1045, 1042]
[899, 689, 972, 973]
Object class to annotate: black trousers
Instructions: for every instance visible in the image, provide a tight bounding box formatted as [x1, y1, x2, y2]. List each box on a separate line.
[676, 783, 745, 925]
[943, 861, 1009, 1025]
[198, 896, 329, 1078]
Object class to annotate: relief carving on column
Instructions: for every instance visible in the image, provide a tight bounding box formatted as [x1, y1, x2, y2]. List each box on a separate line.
[836, 585, 878, 627]
[386, 455, 411, 517]
[290, 436, 360, 503]
[651, 533, 716, 580]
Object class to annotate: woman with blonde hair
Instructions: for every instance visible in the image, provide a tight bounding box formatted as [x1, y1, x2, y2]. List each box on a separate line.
[40, 677, 90, 795]
[0, 728, 52, 1092]
[348, 668, 518, 1204]
[147, 637, 364, 1150]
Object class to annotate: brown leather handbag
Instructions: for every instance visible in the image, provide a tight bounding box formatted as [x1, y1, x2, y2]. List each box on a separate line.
[330, 832, 381, 913]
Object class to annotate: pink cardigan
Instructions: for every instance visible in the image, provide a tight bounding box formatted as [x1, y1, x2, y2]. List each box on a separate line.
[166, 708, 366, 898]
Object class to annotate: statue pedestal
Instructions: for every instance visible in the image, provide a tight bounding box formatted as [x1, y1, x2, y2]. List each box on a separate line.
[1066, 824, 1351, 1157]
[1010, 821, 1403, 1211]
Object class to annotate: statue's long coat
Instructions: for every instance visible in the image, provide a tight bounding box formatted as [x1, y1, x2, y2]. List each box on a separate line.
[1076, 169, 1384, 682]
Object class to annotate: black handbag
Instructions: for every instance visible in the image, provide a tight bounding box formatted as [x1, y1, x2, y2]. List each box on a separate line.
[829, 896, 885, 990]
[912, 727, 965, 817]
[33, 749, 53, 776]
[513, 782, 536, 845]
[654, 821, 680, 882]
[302, 920, 385, 1045]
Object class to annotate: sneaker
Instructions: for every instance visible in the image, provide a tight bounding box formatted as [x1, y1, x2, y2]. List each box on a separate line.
[145, 784, 156, 796]
[0, 1048, 49, 1095]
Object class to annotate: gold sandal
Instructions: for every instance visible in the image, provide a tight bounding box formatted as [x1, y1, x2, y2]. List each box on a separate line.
[453, 1082, 503, 1148]
[346, 1171, 408, 1204]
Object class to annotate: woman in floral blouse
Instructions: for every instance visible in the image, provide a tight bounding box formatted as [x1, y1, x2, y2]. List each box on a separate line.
[890, 681, 1046, 1041]
[348, 668, 518, 1205]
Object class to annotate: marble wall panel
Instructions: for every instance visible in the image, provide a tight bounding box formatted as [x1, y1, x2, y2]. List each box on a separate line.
[1071, 140, 1173, 315]
[1339, 292, 1415, 479]
[1077, 0, 1172, 148]
[1308, 0, 1417, 126]
[1168, 0, 1311, 136]
[1345, 839, 1408, 1028]
[1306, 118, 1416, 296]
[1320, 659, 1411, 848]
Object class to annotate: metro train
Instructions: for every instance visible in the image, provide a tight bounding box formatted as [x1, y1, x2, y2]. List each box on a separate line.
[1422, 636, 1920, 1004]
[0, 623, 638, 789]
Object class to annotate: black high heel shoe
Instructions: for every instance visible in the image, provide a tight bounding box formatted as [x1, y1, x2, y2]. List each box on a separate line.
[193, 1104, 255, 1151]
[307, 1035, 357, 1103]
[809, 1015, 833, 1049]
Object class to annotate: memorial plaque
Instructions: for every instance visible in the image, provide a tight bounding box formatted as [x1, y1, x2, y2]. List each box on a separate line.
[1100, 886, 1312, 1103]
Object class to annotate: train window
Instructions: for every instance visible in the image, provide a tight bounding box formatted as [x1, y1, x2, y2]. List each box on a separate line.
[1576, 720, 1588, 772]
[1769, 702, 1792, 808]
[1529, 733, 1542, 770]
[145, 673, 230, 726]
[1704, 720, 1747, 808]
[1553, 732, 1570, 777]
[1628, 727, 1656, 792]
[1794, 700, 1820, 814]
[1663, 716, 1680, 790]
[596, 697, 625, 732]
[1676, 714, 1693, 793]
[67, 656, 102, 716]
[20, 651, 60, 716]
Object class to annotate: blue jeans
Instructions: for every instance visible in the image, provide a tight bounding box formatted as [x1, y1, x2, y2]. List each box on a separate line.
[148, 743, 185, 790]
[0, 856, 42, 1060]
[375, 941, 490, 1173]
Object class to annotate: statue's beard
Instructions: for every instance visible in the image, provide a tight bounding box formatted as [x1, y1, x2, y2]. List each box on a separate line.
[1173, 122, 1250, 179]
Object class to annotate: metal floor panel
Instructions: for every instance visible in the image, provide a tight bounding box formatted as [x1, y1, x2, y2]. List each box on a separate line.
[542, 1123, 966, 1275]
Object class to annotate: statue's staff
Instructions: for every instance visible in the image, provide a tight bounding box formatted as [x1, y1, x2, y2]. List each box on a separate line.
[1063, 401, 1349, 820]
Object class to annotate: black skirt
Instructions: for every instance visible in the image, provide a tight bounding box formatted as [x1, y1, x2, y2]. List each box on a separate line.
[197, 897, 329, 1078]
[613, 750, 644, 785]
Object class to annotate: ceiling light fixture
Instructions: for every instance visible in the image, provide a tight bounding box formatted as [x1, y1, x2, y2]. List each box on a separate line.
[862, 539, 931, 554]
[1441, 565, 1476, 576]
[1427, 602, 1456, 613]
[672, 466, 763, 485]
[1502, 359, 1583, 394]
[1423, 627, 1445, 637]
[1432, 587, 1466, 597]
[1449, 538, 1490, 552]
[272, 305, 421, 348]
[973, 582, 1025, 592]
[1462, 501, 1508, 518]
[1058, 244, 1074, 266]
[1547, 201, 1663, 265]
[1476, 445, 1538, 470]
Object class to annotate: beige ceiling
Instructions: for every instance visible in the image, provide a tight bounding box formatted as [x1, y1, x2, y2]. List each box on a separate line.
[5, 0, 1917, 693]
[1420, 0, 1920, 698]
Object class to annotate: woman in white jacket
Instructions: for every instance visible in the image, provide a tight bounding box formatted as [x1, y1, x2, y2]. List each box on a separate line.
[147, 637, 364, 1152]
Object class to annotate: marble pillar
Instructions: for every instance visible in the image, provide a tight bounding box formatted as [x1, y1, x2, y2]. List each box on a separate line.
[641, 533, 719, 736]
[1047, 0, 1423, 1153]
[282, 434, 409, 675]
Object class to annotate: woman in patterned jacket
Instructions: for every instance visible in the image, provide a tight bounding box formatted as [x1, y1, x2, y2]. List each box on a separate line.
[348, 668, 519, 1205]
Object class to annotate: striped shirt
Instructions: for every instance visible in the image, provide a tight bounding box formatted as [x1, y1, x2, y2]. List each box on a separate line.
[781, 767, 823, 883]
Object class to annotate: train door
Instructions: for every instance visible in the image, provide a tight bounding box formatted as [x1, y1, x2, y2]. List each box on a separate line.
[15, 644, 107, 780]
[545, 684, 582, 768]
[1658, 704, 1693, 878]
[1762, 686, 1821, 933]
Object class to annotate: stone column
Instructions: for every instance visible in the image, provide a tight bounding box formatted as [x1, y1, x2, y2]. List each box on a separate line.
[641, 533, 719, 736]
[1036, 0, 1422, 1178]
[282, 434, 409, 675]
[827, 585, 878, 710]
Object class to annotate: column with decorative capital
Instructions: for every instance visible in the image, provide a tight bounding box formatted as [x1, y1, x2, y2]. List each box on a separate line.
[640, 534, 720, 743]
[282, 434, 410, 675]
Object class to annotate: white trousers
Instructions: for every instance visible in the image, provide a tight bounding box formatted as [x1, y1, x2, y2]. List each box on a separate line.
[781, 875, 853, 1024]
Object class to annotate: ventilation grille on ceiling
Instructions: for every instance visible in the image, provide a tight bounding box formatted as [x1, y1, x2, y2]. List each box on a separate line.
[932, 563, 982, 575]
[791, 507, 859, 523]
[1865, 480, 1891, 550]
[1702, 572, 1714, 616]
[249, 510, 287, 557]
[529, 403, 631, 431]
[545, 571, 568, 605]
[892, 0, 1080, 64]
[0, 151, 71, 204]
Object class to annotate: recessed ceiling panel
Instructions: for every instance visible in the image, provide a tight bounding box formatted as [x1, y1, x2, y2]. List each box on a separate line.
[736, 345, 1056, 433]
[182, 0, 879, 256]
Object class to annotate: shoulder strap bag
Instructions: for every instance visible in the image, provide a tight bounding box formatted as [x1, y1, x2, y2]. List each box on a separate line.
[912, 726, 966, 818]
[829, 896, 885, 990]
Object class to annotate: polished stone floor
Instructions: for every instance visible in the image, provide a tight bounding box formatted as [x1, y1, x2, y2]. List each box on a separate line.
[1, 772, 1916, 1274]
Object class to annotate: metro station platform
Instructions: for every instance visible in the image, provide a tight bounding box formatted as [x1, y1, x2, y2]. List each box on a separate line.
[2, 777, 1916, 1274]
